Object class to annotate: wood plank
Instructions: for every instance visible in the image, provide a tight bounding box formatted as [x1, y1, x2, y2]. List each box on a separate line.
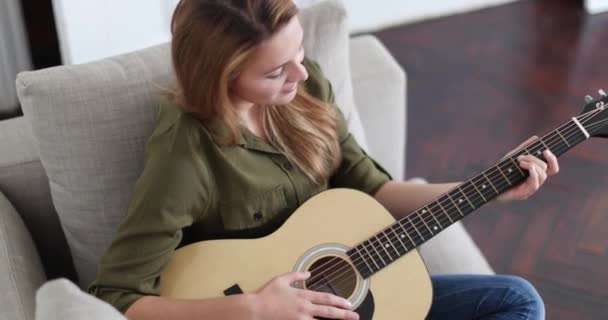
[374, 1, 608, 318]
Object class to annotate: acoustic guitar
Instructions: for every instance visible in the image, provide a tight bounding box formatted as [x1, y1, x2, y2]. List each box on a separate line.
[159, 91, 608, 319]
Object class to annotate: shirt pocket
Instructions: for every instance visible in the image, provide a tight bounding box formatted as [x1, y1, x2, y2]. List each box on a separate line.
[218, 185, 288, 231]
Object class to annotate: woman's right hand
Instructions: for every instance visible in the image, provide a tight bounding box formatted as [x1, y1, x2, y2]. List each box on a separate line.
[252, 271, 360, 320]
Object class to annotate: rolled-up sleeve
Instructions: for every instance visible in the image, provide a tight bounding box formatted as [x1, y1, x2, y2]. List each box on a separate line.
[87, 116, 210, 313]
[303, 57, 392, 195]
[329, 104, 393, 195]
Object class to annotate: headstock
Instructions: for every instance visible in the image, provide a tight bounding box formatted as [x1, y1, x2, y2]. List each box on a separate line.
[580, 89, 608, 138]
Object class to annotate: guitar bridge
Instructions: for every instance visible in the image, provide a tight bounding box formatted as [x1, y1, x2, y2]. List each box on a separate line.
[223, 284, 244, 296]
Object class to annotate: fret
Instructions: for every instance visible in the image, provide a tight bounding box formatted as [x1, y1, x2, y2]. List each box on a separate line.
[508, 157, 526, 176]
[455, 187, 476, 210]
[494, 167, 513, 188]
[528, 142, 545, 158]
[498, 160, 526, 188]
[370, 235, 388, 265]
[539, 138, 551, 154]
[377, 233, 394, 262]
[415, 210, 435, 235]
[545, 132, 570, 156]
[423, 207, 444, 231]
[446, 192, 464, 217]
[389, 224, 408, 252]
[361, 240, 381, 271]
[386, 234, 402, 256]
[551, 126, 586, 157]
[397, 221, 417, 248]
[379, 230, 400, 259]
[407, 214, 425, 241]
[470, 177, 488, 202]
[556, 128, 571, 147]
[353, 246, 373, 276]
[436, 199, 454, 223]
[483, 170, 504, 193]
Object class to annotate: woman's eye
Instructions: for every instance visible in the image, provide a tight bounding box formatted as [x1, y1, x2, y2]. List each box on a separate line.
[267, 70, 284, 79]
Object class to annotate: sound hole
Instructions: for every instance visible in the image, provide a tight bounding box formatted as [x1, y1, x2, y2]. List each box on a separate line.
[305, 255, 357, 299]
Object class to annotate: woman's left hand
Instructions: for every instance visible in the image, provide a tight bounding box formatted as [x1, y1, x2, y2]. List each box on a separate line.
[496, 136, 560, 203]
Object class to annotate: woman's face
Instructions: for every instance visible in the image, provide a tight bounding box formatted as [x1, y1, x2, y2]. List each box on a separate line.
[231, 16, 309, 109]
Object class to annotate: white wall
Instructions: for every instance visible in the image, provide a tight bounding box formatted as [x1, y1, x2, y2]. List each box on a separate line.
[52, 0, 177, 64]
[53, 0, 519, 65]
[298, 0, 518, 33]
[585, 0, 608, 14]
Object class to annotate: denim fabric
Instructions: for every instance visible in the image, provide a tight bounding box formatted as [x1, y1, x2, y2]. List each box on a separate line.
[427, 274, 545, 320]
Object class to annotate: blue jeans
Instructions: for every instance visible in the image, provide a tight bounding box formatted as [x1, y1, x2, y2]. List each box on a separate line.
[426, 274, 545, 320]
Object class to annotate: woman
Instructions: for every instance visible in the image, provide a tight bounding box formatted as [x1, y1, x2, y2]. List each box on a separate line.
[89, 0, 558, 319]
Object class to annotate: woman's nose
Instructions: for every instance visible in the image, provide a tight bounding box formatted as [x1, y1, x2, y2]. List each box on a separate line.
[287, 62, 308, 82]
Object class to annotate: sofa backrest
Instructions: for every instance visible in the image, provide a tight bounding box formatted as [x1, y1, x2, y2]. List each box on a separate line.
[16, 0, 361, 288]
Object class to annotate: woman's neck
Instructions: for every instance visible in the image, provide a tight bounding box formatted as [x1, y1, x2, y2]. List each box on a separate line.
[236, 104, 266, 140]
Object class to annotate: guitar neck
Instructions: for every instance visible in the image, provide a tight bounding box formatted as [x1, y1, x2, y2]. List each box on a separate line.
[348, 118, 589, 279]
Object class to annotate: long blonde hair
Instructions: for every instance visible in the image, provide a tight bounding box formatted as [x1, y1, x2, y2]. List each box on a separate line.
[170, 0, 341, 184]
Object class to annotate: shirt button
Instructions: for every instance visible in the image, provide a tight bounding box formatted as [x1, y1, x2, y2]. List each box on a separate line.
[283, 162, 294, 171]
[253, 211, 264, 221]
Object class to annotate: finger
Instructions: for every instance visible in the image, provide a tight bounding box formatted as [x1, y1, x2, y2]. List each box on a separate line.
[528, 163, 540, 193]
[519, 161, 539, 198]
[282, 271, 311, 285]
[535, 166, 547, 187]
[309, 304, 359, 320]
[519, 155, 547, 172]
[305, 291, 352, 310]
[543, 150, 559, 176]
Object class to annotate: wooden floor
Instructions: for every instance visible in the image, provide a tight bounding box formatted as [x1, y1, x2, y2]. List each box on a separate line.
[374, 1, 608, 318]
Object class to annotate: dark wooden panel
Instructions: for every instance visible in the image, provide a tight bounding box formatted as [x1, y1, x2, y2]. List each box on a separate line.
[374, 1, 608, 318]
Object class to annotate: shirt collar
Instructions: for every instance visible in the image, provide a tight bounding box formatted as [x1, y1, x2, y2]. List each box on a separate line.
[203, 113, 283, 155]
[160, 97, 283, 155]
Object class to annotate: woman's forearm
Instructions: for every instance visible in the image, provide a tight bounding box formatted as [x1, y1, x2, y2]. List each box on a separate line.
[125, 294, 260, 320]
[374, 180, 461, 220]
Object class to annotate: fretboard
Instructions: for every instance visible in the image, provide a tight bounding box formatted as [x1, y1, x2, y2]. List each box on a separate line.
[347, 119, 588, 279]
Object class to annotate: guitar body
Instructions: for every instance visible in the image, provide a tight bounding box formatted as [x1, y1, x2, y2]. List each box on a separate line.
[160, 189, 433, 319]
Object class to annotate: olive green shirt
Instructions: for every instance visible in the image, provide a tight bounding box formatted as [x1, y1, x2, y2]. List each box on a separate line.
[88, 58, 392, 313]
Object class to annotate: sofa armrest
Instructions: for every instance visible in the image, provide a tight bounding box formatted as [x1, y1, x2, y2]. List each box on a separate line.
[419, 221, 495, 275]
[403, 179, 495, 275]
[349, 35, 407, 180]
[0, 116, 39, 168]
[0, 189, 46, 320]
[0, 116, 78, 282]
[36, 279, 126, 320]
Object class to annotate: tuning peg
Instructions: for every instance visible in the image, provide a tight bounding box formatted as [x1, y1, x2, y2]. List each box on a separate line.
[585, 95, 594, 103]
[599, 89, 607, 97]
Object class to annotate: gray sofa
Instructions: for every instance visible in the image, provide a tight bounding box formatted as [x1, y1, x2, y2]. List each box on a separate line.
[0, 1, 492, 319]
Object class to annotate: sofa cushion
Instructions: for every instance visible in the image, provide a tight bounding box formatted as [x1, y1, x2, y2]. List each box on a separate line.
[17, 0, 362, 288]
[36, 279, 126, 320]
[0, 190, 46, 320]
[299, 0, 368, 150]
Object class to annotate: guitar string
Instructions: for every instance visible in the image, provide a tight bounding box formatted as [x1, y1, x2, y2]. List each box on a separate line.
[585, 116, 608, 132]
[306, 107, 603, 291]
[307, 115, 594, 292]
[306, 107, 603, 290]
[304, 107, 605, 291]
[310, 110, 608, 290]
[305, 106, 603, 286]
